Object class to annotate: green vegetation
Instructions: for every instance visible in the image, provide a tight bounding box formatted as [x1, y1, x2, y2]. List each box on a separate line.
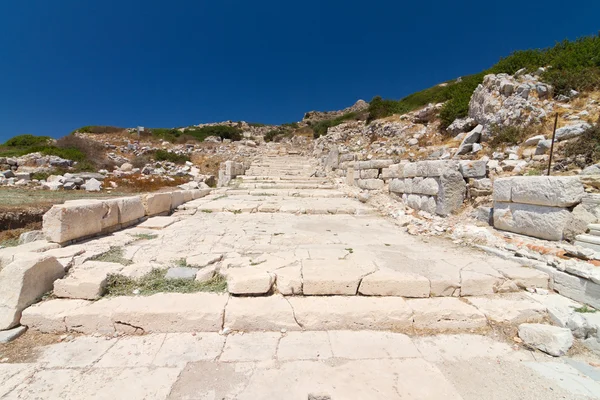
[488, 125, 533, 149]
[149, 125, 243, 143]
[4, 134, 52, 147]
[131, 233, 158, 241]
[154, 149, 190, 164]
[104, 269, 227, 296]
[72, 126, 124, 134]
[368, 35, 600, 129]
[248, 122, 266, 127]
[0, 238, 19, 248]
[564, 120, 600, 164]
[89, 247, 133, 266]
[574, 305, 597, 313]
[309, 110, 367, 138]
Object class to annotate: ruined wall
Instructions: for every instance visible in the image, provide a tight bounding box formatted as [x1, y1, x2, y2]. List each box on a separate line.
[493, 176, 586, 241]
[218, 160, 245, 187]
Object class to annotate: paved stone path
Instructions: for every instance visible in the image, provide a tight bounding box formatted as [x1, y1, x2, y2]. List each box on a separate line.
[3, 151, 600, 398]
[2, 332, 600, 399]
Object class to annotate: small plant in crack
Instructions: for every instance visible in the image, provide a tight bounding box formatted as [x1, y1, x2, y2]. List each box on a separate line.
[574, 305, 597, 313]
[345, 248, 354, 254]
[273, 233, 284, 236]
[232, 209, 242, 215]
[173, 258, 188, 268]
[90, 246, 133, 266]
[384, 243, 391, 247]
[201, 209, 213, 213]
[131, 233, 158, 241]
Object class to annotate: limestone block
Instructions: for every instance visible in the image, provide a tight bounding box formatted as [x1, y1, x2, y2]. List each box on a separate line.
[359, 169, 379, 179]
[106, 196, 146, 225]
[226, 269, 274, 295]
[224, 295, 300, 331]
[355, 161, 371, 170]
[425, 160, 458, 177]
[420, 196, 437, 214]
[493, 178, 512, 202]
[518, 324, 573, 356]
[274, 265, 303, 295]
[403, 178, 414, 194]
[467, 293, 547, 324]
[170, 191, 185, 209]
[381, 164, 404, 180]
[109, 293, 228, 333]
[370, 159, 394, 169]
[510, 176, 584, 207]
[493, 202, 571, 241]
[436, 170, 466, 216]
[0, 241, 60, 268]
[182, 190, 194, 202]
[408, 297, 487, 332]
[53, 266, 120, 300]
[407, 194, 423, 210]
[0, 254, 65, 330]
[21, 299, 91, 333]
[389, 179, 405, 194]
[358, 269, 430, 297]
[552, 269, 600, 309]
[415, 177, 439, 195]
[356, 179, 384, 191]
[288, 296, 413, 331]
[43, 200, 115, 244]
[459, 264, 505, 296]
[303, 260, 375, 295]
[403, 163, 418, 178]
[142, 192, 172, 216]
[459, 160, 487, 178]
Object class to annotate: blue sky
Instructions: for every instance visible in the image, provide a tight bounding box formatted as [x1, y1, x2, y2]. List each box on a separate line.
[0, 0, 599, 141]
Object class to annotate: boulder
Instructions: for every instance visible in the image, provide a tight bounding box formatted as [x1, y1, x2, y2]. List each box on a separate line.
[555, 123, 591, 142]
[535, 140, 551, 155]
[455, 125, 483, 155]
[85, 178, 102, 192]
[447, 117, 477, 136]
[120, 163, 133, 172]
[459, 160, 487, 178]
[510, 176, 584, 207]
[518, 323, 573, 356]
[0, 254, 65, 330]
[165, 267, 198, 280]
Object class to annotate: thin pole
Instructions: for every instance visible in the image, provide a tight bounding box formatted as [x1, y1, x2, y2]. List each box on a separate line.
[547, 113, 559, 176]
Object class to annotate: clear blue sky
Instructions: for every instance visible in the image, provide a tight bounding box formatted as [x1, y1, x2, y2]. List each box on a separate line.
[1, 0, 598, 141]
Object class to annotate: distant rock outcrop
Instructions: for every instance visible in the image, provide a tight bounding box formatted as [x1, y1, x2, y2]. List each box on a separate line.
[303, 100, 369, 123]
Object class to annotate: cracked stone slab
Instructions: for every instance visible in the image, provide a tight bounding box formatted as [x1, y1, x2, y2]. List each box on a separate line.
[152, 333, 225, 366]
[288, 296, 413, 331]
[467, 293, 547, 324]
[224, 295, 301, 331]
[358, 268, 430, 297]
[459, 263, 507, 296]
[328, 331, 421, 359]
[302, 259, 376, 295]
[37, 336, 117, 368]
[408, 297, 488, 332]
[277, 331, 332, 361]
[226, 268, 275, 295]
[21, 299, 91, 333]
[95, 334, 166, 367]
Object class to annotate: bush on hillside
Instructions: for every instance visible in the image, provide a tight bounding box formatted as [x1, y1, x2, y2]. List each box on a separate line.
[154, 149, 190, 164]
[369, 34, 600, 129]
[73, 126, 124, 134]
[55, 135, 115, 170]
[487, 124, 534, 149]
[564, 120, 600, 164]
[149, 126, 242, 142]
[4, 134, 52, 147]
[309, 111, 367, 138]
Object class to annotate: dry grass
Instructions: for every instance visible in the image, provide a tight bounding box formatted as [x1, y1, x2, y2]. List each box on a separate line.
[107, 175, 189, 193]
[0, 222, 41, 246]
[0, 330, 65, 363]
[190, 153, 227, 176]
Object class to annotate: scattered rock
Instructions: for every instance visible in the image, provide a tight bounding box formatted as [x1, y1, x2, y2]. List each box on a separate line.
[518, 323, 574, 356]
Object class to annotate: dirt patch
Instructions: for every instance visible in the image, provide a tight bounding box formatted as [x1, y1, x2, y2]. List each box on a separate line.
[0, 330, 65, 363]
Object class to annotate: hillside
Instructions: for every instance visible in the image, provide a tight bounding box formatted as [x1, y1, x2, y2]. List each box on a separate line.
[1, 34, 600, 196]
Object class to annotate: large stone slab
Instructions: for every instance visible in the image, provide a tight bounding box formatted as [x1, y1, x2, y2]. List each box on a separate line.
[493, 201, 572, 241]
[511, 176, 584, 207]
[408, 297, 487, 332]
[436, 169, 466, 216]
[226, 269, 274, 295]
[21, 299, 91, 333]
[302, 260, 376, 295]
[53, 262, 123, 300]
[43, 200, 116, 244]
[142, 192, 172, 216]
[224, 295, 300, 331]
[358, 269, 430, 297]
[288, 296, 413, 331]
[0, 254, 65, 330]
[467, 293, 547, 324]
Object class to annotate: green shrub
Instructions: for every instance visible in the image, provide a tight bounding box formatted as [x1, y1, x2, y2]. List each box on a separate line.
[264, 129, 293, 142]
[151, 126, 243, 142]
[154, 149, 190, 164]
[72, 126, 124, 134]
[248, 122, 266, 127]
[4, 134, 52, 147]
[309, 111, 366, 138]
[488, 125, 533, 149]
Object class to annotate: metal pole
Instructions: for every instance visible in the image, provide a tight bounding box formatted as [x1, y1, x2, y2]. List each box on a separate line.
[547, 113, 559, 176]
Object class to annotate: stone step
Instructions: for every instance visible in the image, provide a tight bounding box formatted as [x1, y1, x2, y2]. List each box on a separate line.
[237, 183, 335, 190]
[225, 189, 348, 198]
[575, 234, 600, 245]
[22, 293, 548, 335]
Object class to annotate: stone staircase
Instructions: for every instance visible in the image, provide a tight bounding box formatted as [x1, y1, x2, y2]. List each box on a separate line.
[19, 151, 559, 336]
[575, 223, 600, 252]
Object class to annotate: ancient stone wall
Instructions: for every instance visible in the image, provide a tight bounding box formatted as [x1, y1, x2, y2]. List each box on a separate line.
[218, 160, 245, 187]
[493, 176, 586, 241]
[42, 189, 209, 245]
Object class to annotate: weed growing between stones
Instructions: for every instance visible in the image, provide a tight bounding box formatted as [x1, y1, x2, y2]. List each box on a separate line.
[173, 258, 188, 268]
[0, 237, 19, 248]
[89, 246, 133, 266]
[104, 269, 227, 296]
[201, 209, 213, 213]
[131, 233, 158, 241]
[575, 305, 597, 313]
